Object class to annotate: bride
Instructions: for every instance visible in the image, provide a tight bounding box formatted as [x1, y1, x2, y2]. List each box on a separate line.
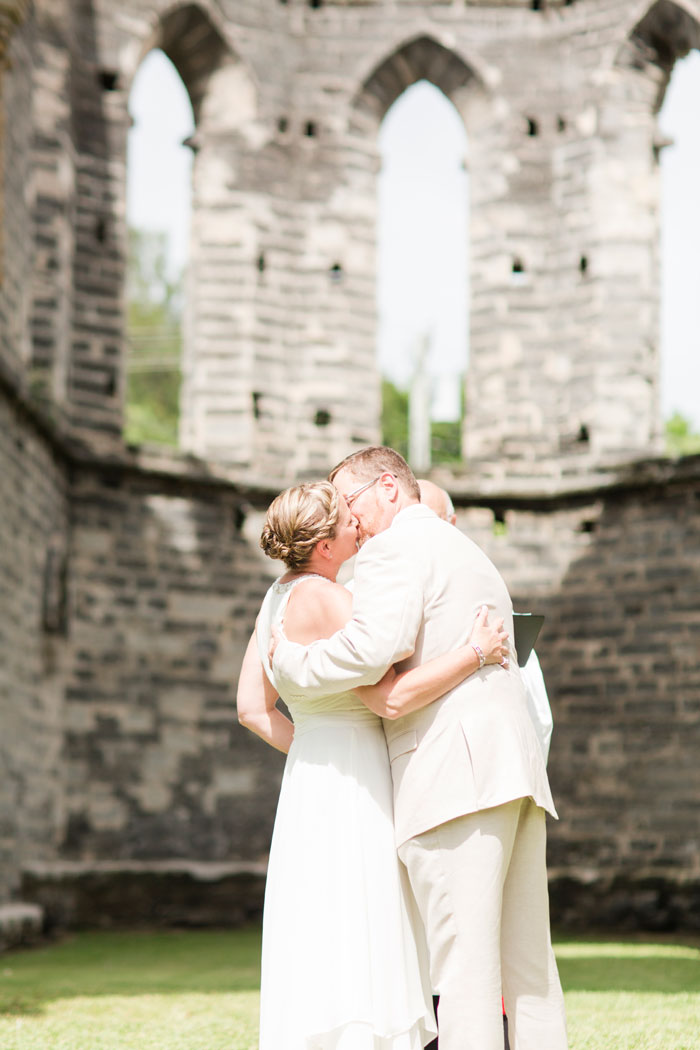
[237, 480, 509, 1050]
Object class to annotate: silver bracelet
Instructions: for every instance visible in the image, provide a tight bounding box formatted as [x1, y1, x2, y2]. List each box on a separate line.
[472, 644, 486, 669]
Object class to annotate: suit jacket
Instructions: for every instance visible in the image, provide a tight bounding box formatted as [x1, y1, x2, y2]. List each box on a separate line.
[273, 504, 556, 847]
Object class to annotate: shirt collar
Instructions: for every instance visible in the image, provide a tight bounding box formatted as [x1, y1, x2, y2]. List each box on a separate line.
[390, 503, 436, 528]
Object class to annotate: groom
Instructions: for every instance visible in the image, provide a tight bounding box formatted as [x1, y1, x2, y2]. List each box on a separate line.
[273, 446, 568, 1050]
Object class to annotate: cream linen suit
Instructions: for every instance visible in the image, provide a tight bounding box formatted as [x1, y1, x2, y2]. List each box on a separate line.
[273, 504, 568, 1050]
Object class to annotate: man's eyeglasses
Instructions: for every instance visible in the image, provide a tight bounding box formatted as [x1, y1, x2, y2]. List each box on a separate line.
[343, 474, 393, 508]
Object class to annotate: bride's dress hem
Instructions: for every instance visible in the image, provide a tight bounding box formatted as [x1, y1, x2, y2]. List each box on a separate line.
[288, 1013, 437, 1050]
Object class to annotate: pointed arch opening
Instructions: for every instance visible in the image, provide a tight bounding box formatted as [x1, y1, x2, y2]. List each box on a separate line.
[353, 37, 479, 469]
[355, 35, 480, 123]
[125, 49, 194, 447]
[377, 81, 469, 469]
[124, 4, 259, 451]
[657, 45, 700, 442]
[626, 0, 700, 78]
[150, 3, 232, 122]
[618, 1, 700, 440]
[607, 1, 700, 452]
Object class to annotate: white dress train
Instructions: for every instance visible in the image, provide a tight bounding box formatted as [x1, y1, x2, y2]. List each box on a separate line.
[256, 576, 436, 1050]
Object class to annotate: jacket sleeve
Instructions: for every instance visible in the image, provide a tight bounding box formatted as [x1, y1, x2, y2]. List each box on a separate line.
[272, 534, 424, 700]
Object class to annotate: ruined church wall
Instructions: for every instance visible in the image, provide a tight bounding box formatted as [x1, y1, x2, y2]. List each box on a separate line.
[59, 463, 283, 867]
[0, 5, 33, 376]
[15, 452, 699, 931]
[0, 0, 698, 932]
[0, 5, 71, 903]
[0, 388, 69, 902]
[9, 0, 685, 479]
[453, 457, 700, 927]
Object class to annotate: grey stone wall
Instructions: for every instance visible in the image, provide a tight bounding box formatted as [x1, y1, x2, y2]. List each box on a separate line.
[11, 448, 699, 932]
[0, 1, 33, 374]
[62, 461, 281, 865]
[0, 0, 71, 904]
[0, 386, 68, 902]
[450, 455, 700, 928]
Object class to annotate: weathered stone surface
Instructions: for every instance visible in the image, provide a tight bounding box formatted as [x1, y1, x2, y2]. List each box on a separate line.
[0, 0, 699, 933]
[22, 860, 266, 930]
[62, 463, 283, 865]
[0, 901, 44, 951]
[0, 386, 68, 903]
[449, 463, 700, 897]
[1, 0, 684, 474]
[549, 875, 700, 934]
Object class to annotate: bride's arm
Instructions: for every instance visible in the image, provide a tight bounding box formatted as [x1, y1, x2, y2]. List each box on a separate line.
[355, 606, 508, 720]
[237, 630, 294, 753]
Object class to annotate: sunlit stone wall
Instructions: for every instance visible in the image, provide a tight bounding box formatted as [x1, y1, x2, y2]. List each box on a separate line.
[1, 0, 699, 933]
[4, 0, 689, 479]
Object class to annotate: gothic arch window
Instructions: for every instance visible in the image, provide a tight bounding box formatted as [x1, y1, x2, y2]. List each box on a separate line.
[124, 4, 256, 450]
[354, 36, 479, 466]
[609, 1, 700, 446]
[616, 1, 700, 437]
[658, 48, 700, 434]
[377, 81, 468, 465]
[126, 49, 194, 446]
[355, 35, 479, 122]
[624, 0, 700, 79]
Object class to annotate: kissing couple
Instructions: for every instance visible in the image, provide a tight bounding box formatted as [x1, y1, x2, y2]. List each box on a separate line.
[238, 445, 568, 1050]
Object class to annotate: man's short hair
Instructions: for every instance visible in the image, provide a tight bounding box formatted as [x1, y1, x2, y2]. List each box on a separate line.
[329, 446, 420, 501]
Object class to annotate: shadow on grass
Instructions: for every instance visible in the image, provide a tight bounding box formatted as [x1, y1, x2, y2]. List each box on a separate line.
[0, 928, 262, 1018]
[3, 930, 699, 1021]
[0, 994, 45, 1017]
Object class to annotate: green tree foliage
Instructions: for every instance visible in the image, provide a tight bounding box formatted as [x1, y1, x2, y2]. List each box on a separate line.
[125, 228, 182, 446]
[665, 411, 700, 456]
[380, 378, 409, 459]
[381, 377, 464, 465]
[431, 418, 462, 463]
[431, 376, 465, 465]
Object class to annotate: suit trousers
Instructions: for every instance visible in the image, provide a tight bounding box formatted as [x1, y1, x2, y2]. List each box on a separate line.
[399, 798, 568, 1050]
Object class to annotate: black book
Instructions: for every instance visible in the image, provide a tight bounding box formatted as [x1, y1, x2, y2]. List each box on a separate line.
[513, 613, 544, 667]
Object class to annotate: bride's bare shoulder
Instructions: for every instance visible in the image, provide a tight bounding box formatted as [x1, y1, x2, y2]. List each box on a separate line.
[285, 578, 352, 642]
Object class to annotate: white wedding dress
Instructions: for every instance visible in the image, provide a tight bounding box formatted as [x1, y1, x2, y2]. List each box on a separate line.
[256, 575, 436, 1050]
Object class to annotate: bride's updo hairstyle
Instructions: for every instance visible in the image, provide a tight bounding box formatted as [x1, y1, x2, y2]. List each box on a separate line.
[260, 481, 341, 571]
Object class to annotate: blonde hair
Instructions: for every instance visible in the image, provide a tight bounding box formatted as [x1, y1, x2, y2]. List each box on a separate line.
[260, 481, 341, 570]
[328, 446, 420, 501]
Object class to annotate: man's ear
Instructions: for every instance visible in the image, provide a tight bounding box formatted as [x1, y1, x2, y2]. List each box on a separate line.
[379, 471, 399, 502]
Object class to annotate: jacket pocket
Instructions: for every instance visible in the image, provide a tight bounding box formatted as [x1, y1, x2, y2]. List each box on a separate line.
[387, 729, 418, 763]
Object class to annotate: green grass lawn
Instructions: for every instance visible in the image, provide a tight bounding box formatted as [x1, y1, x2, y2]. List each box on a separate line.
[555, 938, 700, 1050]
[0, 929, 260, 1050]
[0, 929, 698, 1049]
